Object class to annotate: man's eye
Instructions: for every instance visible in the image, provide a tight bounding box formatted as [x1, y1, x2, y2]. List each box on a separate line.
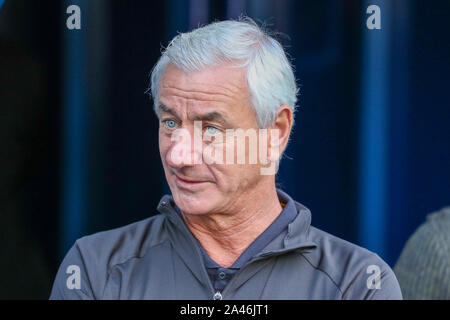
[205, 126, 219, 135]
[164, 120, 177, 129]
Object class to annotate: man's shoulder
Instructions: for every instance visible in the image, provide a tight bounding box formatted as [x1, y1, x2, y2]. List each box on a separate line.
[75, 213, 168, 270]
[50, 213, 170, 299]
[307, 226, 382, 264]
[302, 226, 401, 299]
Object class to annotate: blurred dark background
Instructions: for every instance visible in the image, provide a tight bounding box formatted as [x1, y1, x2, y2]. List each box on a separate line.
[0, 0, 448, 299]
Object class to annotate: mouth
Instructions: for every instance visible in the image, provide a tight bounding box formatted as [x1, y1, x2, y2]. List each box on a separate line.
[173, 174, 210, 190]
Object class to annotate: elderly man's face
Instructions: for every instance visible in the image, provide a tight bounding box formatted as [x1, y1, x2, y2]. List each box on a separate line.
[158, 63, 270, 216]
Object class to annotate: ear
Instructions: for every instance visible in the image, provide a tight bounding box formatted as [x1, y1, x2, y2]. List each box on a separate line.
[269, 105, 293, 160]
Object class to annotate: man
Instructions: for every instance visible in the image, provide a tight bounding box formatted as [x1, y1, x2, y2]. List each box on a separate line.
[50, 17, 402, 299]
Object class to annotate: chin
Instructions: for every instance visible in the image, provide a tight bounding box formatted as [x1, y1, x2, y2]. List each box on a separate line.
[171, 188, 215, 215]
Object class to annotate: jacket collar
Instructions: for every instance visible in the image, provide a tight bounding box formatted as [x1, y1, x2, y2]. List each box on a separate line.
[156, 189, 317, 267]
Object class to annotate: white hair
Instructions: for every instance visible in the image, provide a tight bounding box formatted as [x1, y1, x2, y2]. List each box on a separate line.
[149, 17, 299, 128]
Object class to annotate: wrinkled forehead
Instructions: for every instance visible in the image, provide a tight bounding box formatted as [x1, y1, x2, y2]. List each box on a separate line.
[159, 63, 249, 100]
[158, 63, 255, 122]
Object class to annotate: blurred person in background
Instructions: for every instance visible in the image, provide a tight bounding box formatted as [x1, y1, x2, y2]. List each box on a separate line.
[394, 206, 450, 299]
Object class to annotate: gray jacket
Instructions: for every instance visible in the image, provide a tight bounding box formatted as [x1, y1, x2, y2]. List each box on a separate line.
[50, 193, 402, 300]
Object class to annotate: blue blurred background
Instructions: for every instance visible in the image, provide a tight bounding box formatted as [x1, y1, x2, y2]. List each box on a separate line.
[0, 0, 448, 298]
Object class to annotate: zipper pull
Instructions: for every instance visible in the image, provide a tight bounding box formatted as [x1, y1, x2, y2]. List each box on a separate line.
[213, 291, 223, 300]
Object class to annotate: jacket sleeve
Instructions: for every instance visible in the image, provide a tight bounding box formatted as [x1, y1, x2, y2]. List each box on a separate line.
[49, 241, 95, 300]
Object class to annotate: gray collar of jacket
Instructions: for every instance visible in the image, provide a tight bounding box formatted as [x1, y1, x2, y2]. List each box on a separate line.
[156, 192, 318, 291]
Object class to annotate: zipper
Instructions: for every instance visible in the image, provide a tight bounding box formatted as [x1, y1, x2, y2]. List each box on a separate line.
[213, 291, 223, 300]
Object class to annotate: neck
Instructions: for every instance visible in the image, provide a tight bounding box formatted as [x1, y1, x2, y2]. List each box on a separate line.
[181, 183, 282, 268]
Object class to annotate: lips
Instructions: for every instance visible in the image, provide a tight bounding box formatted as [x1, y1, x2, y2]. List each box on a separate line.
[173, 173, 209, 190]
[176, 175, 204, 184]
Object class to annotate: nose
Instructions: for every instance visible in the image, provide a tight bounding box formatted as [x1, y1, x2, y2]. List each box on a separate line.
[166, 127, 203, 168]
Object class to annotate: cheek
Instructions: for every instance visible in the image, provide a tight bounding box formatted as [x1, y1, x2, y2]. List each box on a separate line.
[212, 162, 259, 192]
[209, 138, 263, 187]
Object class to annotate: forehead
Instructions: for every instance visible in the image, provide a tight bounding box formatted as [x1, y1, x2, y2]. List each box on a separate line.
[159, 63, 249, 106]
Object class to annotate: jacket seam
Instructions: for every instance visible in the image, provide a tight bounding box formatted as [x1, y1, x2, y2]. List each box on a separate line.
[106, 239, 170, 274]
[101, 240, 170, 298]
[258, 256, 279, 299]
[297, 252, 344, 299]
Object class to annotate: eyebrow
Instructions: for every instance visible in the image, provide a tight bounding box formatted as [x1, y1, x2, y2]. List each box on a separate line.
[158, 103, 179, 119]
[191, 111, 232, 127]
[158, 103, 233, 127]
